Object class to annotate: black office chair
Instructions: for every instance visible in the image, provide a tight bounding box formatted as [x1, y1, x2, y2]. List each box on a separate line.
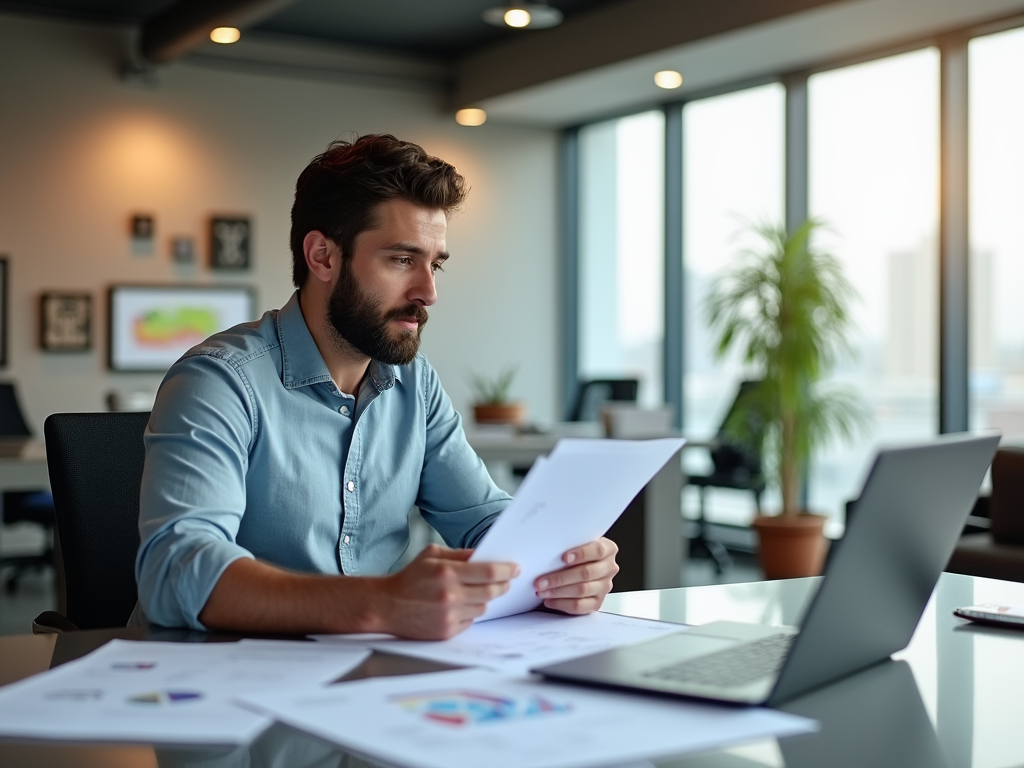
[569, 378, 640, 422]
[687, 380, 767, 574]
[38, 411, 149, 631]
[0, 381, 57, 594]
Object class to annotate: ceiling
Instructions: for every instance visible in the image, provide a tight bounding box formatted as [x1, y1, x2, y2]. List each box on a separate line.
[0, 0, 613, 57]
[4, 0, 1024, 126]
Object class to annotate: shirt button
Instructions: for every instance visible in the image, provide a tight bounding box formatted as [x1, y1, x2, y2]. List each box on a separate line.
[346, 480, 355, 492]
[343, 535, 351, 545]
[339, 405, 350, 415]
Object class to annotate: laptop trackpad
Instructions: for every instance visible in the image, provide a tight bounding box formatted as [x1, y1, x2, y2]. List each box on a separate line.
[625, 632, 737, 664]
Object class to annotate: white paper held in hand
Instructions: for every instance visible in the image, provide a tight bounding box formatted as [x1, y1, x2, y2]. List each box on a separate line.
[471, 437, 685, 621]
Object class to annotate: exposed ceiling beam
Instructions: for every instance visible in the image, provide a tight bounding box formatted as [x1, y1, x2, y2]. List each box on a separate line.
[140, 0, 298, 64]
[453, 0, 845, 107]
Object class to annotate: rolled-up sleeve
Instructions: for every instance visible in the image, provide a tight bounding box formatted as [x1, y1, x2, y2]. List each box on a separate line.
[415, 364, 510, 549]
[135, 351, 257, 630]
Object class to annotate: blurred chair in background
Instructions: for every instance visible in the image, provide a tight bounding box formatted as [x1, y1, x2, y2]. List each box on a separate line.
[0, 382, 56, 594]
[686, 380, 766, 574]
[947, 447, 1024, 583]
[569, 378, 640, 422]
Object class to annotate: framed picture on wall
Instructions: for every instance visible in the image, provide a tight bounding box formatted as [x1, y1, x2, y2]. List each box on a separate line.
[210, 216, 251, 270]
[40, 292, 92, 351]
[0, 257, 7, 366]
[108, 285, 256, 372]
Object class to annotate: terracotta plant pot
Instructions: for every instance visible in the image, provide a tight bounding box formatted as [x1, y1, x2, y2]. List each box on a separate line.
[473, 403, 525, 426]
[752, 513, 829, 579]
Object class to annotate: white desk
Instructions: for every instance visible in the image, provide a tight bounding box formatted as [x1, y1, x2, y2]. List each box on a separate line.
[0, 440, 48, 493]
[465, 427, 686, 591]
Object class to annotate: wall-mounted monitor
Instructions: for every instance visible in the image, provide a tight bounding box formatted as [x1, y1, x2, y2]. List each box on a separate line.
[108, 284, 256, 372]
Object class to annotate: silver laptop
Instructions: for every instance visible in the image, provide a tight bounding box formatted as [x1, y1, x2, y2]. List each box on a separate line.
[534, 432, 999, 706]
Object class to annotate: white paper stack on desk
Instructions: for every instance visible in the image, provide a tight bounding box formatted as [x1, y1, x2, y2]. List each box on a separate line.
[0, 639, 369, 744]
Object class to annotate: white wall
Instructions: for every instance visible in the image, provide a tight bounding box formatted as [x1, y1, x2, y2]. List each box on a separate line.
[0, 13, 560, 433]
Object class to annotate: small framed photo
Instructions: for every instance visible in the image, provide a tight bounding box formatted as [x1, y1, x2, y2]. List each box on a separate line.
[40, 292, 92, 351]
[0, 256, 8, 366]
[131, 214, 155, 239]
[210, 216, 251, 270]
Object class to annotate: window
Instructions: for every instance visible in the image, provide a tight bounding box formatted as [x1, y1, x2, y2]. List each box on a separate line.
[578, 111, 665, 407]
[969, 26, 1024, 438]
[808, 48, 940, 521]
[682, 84, 785, 437]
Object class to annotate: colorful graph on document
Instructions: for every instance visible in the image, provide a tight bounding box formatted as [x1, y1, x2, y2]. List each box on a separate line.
[391, 689, 571, 727]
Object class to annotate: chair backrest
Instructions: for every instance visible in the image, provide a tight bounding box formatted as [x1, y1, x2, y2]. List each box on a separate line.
[569, 378, 640, 422]
[43, 411, 150, 630]
[991, 447, 1024, 546]
[0, 382, 32, 438]
[710, 379, 764, 476]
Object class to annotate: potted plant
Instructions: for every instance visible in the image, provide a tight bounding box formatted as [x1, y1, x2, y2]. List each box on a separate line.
[469, 366, 526, 426]
[703, 220, 867, 578]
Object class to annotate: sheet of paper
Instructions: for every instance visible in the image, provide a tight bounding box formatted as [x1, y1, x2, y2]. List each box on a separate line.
[318, 610, 689, 674]
[238, 668, 817, 768]
[472, 437, 685, 621]
[0, 639, 369, 745]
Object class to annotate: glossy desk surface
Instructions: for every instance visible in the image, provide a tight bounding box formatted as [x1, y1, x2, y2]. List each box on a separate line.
[2, 572, 1023, 768]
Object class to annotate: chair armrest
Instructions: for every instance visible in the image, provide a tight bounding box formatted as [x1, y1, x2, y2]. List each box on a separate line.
[32, 610, 80, 634]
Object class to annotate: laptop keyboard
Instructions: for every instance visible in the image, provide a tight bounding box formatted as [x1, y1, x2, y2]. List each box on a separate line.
[642, 633, 795, 688]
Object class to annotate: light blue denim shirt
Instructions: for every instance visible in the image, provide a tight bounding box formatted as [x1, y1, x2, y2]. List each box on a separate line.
[136, 291, 510, 630]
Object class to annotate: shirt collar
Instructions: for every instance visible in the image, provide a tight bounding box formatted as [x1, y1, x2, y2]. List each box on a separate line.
[276, 290, 401, 391]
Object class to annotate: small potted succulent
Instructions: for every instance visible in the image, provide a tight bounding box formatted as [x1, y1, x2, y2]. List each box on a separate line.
[470, 366, 525, 426]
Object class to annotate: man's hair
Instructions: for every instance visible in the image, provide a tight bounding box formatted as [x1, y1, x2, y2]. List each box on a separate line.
[290, 134, 467, 288]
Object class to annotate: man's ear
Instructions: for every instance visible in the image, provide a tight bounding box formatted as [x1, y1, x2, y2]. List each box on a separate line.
[303, 231, 338, 285]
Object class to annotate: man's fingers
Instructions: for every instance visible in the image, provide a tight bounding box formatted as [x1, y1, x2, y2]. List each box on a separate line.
[452, 561, 520, 584]
[535, 557, 618, 592]
[420, 544, 474, 562]
[562, 537, 618, 566]
[542, 596, 603, 615]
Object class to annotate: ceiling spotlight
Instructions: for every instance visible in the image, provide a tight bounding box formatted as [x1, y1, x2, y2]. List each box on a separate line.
[654, 70, 684, 89]
[210, 27, 241, 44]
[482, 3, 563, 29]
[455, 108, 487, 127]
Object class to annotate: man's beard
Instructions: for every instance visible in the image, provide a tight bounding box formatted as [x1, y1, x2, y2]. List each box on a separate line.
[326, 260, 428, 366]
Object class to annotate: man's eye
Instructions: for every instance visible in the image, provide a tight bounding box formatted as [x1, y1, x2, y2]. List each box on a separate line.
[395, 257, 412, 266]
[431, 262, 446, 273]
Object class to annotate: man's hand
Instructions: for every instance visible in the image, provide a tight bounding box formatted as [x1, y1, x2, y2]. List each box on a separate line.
[534, 537, 619, 614]
[375, 544, 519, 640]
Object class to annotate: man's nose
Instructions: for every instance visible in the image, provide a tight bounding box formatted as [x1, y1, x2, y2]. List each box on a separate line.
[408, 263, 437, 307]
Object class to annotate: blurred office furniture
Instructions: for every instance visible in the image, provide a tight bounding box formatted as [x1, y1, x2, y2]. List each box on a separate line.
[37, 411, 149, 631]
[947, 447, 1024, 583]
[686, 380, 766, 574]
[0, 382, 56, 594]
[569, 378, 639, 422]
[601, 404, 675, 439]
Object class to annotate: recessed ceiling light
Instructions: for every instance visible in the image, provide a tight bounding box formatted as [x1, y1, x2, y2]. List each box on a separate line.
[651, 70, 684, 89]
[654, 70, 684, 89]
[455, 108, 487, 127]
[482, 3, 563, 29]
[210, 27, 241, 44]
[504, 8, 531, 27]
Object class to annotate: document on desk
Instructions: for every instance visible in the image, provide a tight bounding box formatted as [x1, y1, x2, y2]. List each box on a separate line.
[238, 668, 817, 768]
[471, 437, 686, 621]
[0, 639, 369, 744]
[323, 610, 689, 675]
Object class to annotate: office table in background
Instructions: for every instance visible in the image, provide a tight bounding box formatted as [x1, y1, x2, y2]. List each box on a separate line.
[2, 572, 1023, 768]
[466, 426, 686, 592]
[0, 440, 48, 492]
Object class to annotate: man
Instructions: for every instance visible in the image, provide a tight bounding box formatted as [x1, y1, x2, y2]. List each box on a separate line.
[135, 134, 619, 639]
